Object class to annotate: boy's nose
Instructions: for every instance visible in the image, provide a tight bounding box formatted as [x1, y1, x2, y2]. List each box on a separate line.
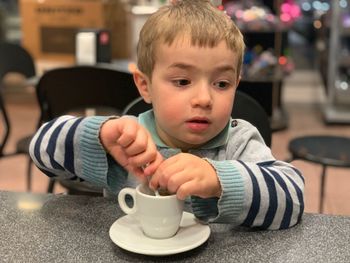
[191, 84, 213, 108]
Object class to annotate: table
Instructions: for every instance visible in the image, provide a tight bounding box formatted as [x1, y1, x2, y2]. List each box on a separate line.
[0, 191, 349, 262]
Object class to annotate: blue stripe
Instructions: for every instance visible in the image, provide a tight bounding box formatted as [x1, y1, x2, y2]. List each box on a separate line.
[259, 167, 277, 229]
[64, 118, 83, 174]
[33, 119, 58, 167]
[77, 177, 85, 182]
[46, 119, 69, 170]
[69, 175, 81, 181]
[266, 167, 293, 229]
[285, 173, 305, 224]
[238, 160, 261, 227]
[291, 166, 305, 183]
[258, 160, 275, 166]
[38, 167, 56, 178]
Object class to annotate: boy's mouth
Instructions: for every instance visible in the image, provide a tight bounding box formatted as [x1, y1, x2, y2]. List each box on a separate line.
[186, 117, 210, 124]
[185, 117, 211, 132]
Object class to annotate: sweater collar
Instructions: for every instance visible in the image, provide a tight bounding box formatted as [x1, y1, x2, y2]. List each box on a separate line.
[138, 110, 230, 150]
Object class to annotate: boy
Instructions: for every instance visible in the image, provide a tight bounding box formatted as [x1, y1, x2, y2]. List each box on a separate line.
[30, 0, 304, 230]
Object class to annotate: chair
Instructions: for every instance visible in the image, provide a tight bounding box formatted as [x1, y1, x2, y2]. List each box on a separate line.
[121, 96, 151, 116]
[288, 135, 350, 213]
[231, 91, 271, 147]
[122, 91, 272, 147]
[0, 42, 36, 190]
[35, 65, 140, 194]
[36, 66, 139, 120]
[0, 42, 36, 156]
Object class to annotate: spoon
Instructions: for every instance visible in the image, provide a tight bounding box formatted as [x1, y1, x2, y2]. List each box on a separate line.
[146, 176, 160, 196]
[142, 164, 160, 196]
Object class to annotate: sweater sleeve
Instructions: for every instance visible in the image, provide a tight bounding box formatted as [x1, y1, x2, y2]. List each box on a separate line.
[29, 115, 128, 191]
[191, 121, 304, 230]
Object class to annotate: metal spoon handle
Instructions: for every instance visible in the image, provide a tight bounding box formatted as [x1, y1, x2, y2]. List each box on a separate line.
[146, 176, 160, 196]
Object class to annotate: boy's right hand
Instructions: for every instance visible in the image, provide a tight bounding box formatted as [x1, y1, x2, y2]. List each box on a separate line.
[99, 117, 162, 180]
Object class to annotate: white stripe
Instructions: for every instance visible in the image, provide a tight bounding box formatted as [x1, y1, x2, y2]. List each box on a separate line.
[39, 116, 75, 170]
[53, 117, 83, 180]
[29, 116, 79, 179]
[275, 161, 305, 189]
[53, 117, 78, 166]
[74, 118, 86, 177]
[251, 165, 269, 226]
[29, 122, 50, 165]
[269, 166, 301, 227]
[265, 168, 286, 229]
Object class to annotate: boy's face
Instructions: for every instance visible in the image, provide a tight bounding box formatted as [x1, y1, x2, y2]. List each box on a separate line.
[136, 37, 240, 151]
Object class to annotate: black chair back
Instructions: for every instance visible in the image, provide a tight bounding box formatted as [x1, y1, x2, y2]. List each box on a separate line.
[0, 42, 36, 156]
[36, 66, 140, 121]
[122, 96, 152, 116]
[232, 91, 272, 147]
[0, 42, 36, 80]
[122, 91, 272, 147]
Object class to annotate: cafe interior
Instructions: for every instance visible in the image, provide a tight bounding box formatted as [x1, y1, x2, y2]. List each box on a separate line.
[0, 0, 350, 260]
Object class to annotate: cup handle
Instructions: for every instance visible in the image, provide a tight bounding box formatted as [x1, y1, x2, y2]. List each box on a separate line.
[118, 187, 137, 215]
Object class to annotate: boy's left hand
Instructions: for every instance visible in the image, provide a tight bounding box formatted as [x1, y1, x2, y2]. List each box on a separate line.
[149, 153, 222, 200]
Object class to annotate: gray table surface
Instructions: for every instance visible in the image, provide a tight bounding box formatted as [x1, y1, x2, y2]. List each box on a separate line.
[0, 191, 349, 263]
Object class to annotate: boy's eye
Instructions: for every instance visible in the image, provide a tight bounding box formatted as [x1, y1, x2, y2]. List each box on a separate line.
[173, 79, 191, 86]
[214, 81, 230, 89]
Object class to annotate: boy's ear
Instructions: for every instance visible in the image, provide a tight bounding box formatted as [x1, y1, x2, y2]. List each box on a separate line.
[133, 69, 152, 103]
[236, 75, 241, 88]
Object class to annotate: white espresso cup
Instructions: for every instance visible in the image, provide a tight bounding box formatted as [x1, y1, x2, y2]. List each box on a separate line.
[118, 184, 184, 239]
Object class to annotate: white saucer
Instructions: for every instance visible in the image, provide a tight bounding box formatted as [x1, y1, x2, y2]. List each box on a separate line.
[109, 212, 211, 256]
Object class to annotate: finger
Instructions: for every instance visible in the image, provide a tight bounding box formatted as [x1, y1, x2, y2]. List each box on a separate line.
[122, 129, 149, 156]
[116, 121, 138, 147]
[108, 146, 129, 168]
[143, 151, 163, 176]
[148, 155, 179, 189]
[127, 137, 157, 166]
[150, 160, 185, 191]
[149, 165, 162, 190]
[165, 169, 191, 194]
[176, 180, 198, 200]
[157, 159, 184, 188]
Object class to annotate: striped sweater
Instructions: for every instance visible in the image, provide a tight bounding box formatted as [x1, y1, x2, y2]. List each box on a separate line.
[29, 110, 304, 230]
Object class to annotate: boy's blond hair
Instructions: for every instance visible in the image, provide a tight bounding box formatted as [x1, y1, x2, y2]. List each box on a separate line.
[137, 0, 245, 79]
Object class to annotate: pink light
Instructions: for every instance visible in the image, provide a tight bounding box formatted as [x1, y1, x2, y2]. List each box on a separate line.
[235, 10, 244, 19]
[280, 1, 301, 20]
[280, 13, 291, 22]
[290, 5, 301, 18]
[281, 3, 291, 13]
